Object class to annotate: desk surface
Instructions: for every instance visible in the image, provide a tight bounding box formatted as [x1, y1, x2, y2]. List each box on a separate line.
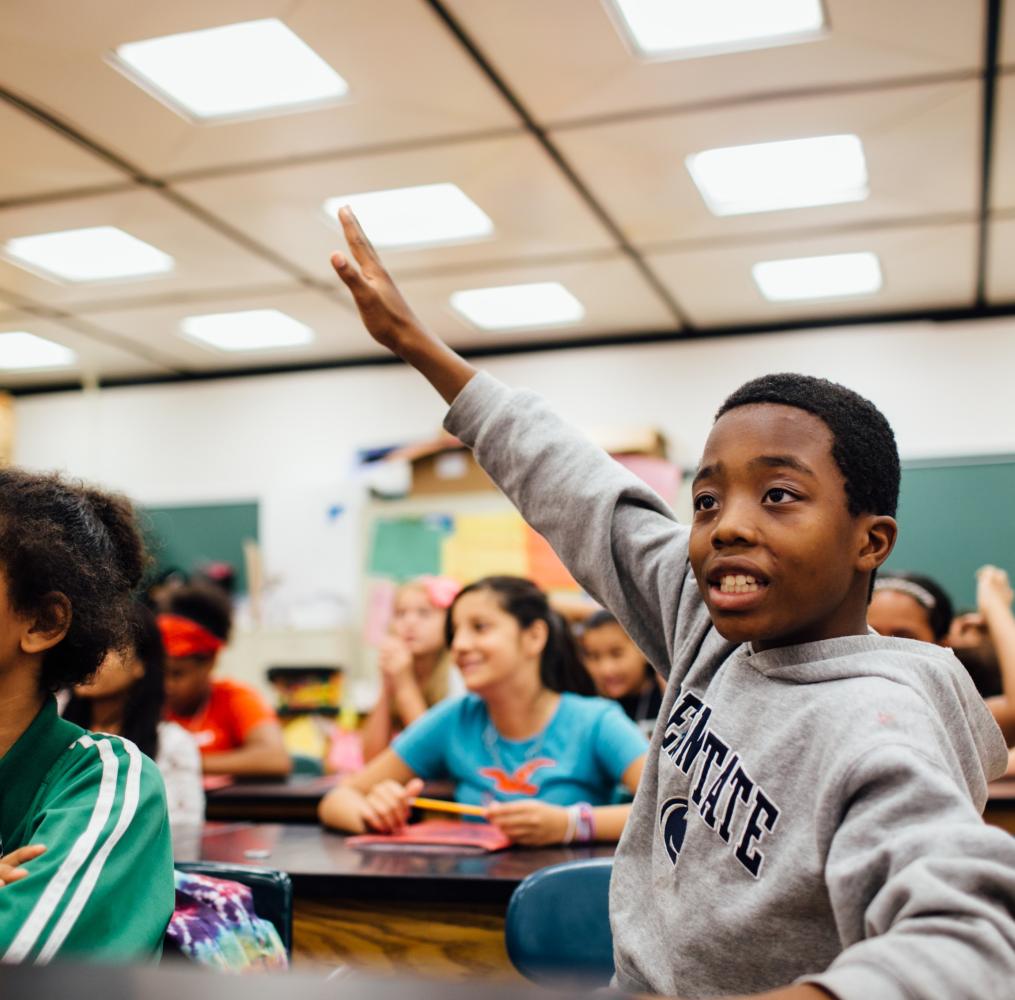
[179, 822, 614, 904]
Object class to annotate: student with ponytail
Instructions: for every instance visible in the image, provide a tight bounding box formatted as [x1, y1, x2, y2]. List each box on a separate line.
[319, 576, 648, 845]
[0, 468, 173, 963]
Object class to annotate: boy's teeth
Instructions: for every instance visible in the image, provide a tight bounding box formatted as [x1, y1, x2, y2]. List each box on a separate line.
[719, 574, 762, 594]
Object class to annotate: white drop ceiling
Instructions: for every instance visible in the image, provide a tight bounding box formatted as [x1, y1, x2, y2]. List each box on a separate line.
[0, 0, 1010, 390]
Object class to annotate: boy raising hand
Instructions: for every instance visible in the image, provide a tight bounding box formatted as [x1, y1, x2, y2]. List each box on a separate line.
[331, 208, 1015, 999]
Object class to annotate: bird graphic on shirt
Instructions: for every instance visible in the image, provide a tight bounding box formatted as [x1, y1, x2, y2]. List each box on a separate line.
[479, 758, 557, 795]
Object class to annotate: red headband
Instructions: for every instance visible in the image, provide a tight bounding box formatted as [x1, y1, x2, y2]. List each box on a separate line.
[157, 614, 225, 659]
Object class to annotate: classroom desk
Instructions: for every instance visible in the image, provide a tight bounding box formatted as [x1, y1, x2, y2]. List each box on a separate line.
[180, 821, 614, 981]
[985, 777, 1015, 835]
[0, 963, 575, 1000]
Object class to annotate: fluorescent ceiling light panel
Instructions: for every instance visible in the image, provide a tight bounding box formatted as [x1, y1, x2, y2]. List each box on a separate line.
[181, 309, 315, 352]
[610, 0, 825, 59]
[753, 252, 882, 301]
[324, 184, 494, 250]
[0, 332, 76, 370]
[112, 18, 349, 122]
[3, 226, 174, 283]
[686, 134, 869, 216]
[450, 282, 586, 331]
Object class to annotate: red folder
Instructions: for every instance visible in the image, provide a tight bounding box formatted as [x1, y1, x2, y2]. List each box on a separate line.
[347, 819, 512, 853]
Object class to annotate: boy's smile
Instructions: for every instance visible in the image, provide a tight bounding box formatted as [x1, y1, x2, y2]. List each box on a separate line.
[689, 403, 893, 652]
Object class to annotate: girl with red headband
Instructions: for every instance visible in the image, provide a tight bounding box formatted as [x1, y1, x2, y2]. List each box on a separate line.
[359, 576, 463, 761]
[159, 584, 290, 778]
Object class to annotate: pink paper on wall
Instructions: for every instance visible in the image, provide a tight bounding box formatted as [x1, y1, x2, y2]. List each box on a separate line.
[615, 454, 682, 502]
[363, 578, 397, 646]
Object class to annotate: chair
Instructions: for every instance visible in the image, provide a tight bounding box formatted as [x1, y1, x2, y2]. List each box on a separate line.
[290, 753, 324, 776]
[173, 861, 294, 957]
[504, 857, 614, 988]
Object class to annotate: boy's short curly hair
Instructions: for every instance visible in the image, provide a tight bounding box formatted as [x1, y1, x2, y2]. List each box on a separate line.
[715, 373, 900, 518]
[0, 467, 147, 690]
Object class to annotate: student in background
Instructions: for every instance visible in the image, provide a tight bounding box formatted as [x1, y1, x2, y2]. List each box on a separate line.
[581, 610, 662, 737]
[320, 576, 648, 845]
[160, 584, 290, 777]
[65, 600, 205, 833]
[0, 468, 173, 962]
[360, 575, 462, 761]
[867, 571, 954, 643]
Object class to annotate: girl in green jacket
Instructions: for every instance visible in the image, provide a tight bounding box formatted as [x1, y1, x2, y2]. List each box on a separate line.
[0, 468, 174, 964]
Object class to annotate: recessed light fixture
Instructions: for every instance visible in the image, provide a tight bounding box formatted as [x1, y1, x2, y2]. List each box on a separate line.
[180, 309, 315, 352]
[3, 226, 174, 283]
[324, 184, 494, 250]
[450, 282, 586, 331]
[110, 18, 349, 123]
[686, 134, 869, 216]
[0, 332, 76, 370]
[609, 0, 825, 59]
[752, 251, 883, 301]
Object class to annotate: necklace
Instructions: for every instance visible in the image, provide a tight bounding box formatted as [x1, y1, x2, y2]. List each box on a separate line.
[481, 692, 558, 778]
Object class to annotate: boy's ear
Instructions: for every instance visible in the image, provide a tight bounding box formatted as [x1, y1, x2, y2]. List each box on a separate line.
[856, 515, 898, 573]
[20, 592, 72, 655]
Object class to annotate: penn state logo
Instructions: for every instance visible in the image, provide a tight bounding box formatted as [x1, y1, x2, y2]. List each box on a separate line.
[659, 797, 689, 866]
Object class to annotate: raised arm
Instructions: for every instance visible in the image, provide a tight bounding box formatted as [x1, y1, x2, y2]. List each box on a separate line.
[331, 209, 702, 675]
[978, 566, 1015, 743]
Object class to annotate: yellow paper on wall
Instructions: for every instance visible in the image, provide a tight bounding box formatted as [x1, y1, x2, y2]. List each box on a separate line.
[442, 512, 527, 584]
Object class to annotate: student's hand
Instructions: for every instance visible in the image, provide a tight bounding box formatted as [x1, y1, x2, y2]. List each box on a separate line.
[0, 844, 46, 886]
[330, 207, 426, 356]
[977, 566, 1014, 615]
[360, 777, 425, 834]
[377, 636, 415, 684]
[486, 800, 569, 846]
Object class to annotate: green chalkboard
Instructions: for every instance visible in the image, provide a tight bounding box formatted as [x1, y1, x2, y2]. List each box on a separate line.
[886, 457, 1015, 610]
[141, 502, 258, 594]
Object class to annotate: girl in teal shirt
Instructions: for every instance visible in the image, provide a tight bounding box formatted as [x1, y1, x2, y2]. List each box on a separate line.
[320, 576, 648, 845]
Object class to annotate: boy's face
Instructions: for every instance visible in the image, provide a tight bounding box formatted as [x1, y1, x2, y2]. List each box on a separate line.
[689, 403, 884, 651]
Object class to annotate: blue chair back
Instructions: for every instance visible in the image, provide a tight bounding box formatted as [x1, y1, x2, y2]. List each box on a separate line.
[174, 861, 293, 957]
[505, 857, 614, 987]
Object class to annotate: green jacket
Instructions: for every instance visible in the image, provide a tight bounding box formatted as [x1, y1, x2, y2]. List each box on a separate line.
[0, 698, 174, 963]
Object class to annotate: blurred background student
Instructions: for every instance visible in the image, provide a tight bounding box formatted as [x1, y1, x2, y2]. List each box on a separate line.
[65, 600, 204, 833]
[159, 584, 290, 778]
[360, 576, 462, 761]
[867, 571, 954, 644]
[320, 576, 648, 845]
[580, 610, 663, 738]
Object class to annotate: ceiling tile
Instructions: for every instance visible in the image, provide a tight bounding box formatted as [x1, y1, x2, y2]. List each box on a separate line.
[990, 75, 1015, 210]
[0, 188, 295, 306]
[175, 134, 617, 283]
[987, 218, 1015, 302]
[83, 288, 383, 372]
[0, 0, 518, 177]
[397, 253, 677, 347]
[0, 311, 174, 388]
[444, 0, 982, 125]
[647, 221, 977, 326]
[554, 81, 981, 246]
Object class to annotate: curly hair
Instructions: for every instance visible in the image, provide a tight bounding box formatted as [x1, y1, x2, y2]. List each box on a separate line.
[715, 373, 900, 518]
[0, 467, 147, 691]
[163, 582, 233, 643]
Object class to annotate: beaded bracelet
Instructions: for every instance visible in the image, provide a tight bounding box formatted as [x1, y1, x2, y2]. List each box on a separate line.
[563, 805, 579, 845]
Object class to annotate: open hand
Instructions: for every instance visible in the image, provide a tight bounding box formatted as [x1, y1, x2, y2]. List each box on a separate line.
[330, 207, 425, 354]
[486, 799, 569, 846]
[0, 844, 46, 886]
[360, 777, 425, 834]
[977, 566, 1013, 614]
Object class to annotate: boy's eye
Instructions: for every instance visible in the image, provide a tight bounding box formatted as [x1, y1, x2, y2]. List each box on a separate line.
[693, 494, 717, 512]
[764, 487, 795, 504]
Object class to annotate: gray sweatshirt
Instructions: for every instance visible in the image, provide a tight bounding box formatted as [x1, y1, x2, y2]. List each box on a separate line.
[445, 372, 1015, 1000]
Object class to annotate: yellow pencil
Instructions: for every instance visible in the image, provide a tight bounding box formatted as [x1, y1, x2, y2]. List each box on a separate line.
[410, 796, 488, 818]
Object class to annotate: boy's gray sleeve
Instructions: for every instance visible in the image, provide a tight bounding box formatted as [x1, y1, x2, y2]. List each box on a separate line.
[803, 743, 1015, 1000]
[444, 372, 694, 674]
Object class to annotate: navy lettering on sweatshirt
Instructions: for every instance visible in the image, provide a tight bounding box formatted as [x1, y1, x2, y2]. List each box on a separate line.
[657, 688, 781, 878]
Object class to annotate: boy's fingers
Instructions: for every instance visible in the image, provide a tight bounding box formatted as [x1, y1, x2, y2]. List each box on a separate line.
[338, 207, 379, 268]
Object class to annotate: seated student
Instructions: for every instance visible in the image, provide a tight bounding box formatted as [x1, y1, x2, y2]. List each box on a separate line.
[949, 566, 1015, 750]
[64, 600, 205, 833]
[319, 576, 648, 845]
[159, 585, 290, 778]
[581, 609, 663, 737]
[359, 575, 462, 761]
[0, 468, 173, 962]
[867, 571, 954, 643]
[327, 206, 1015, 998]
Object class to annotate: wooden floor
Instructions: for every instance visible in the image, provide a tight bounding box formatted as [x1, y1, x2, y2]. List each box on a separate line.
[291, 898, 524, 982]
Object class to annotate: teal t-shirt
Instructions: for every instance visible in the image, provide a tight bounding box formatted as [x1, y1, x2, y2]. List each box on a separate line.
[392, 692, 648, 806]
